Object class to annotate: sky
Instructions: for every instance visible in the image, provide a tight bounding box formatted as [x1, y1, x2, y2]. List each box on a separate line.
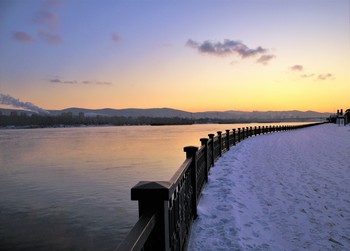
[0, 0, 349, 113]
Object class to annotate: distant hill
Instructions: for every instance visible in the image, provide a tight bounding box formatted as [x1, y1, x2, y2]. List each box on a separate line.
[1, 107, 332, 122]
[46, 107, 331, 122]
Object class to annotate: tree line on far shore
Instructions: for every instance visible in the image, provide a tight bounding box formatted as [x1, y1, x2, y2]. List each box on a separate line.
[0, 110, 328, 128]
[0, 112, 200, 128]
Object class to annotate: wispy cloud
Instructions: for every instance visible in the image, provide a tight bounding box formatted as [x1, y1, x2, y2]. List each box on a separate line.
[317, 73, 334, 81]
[33, 0, 62, 45]
[289, 65, 335, 81]
[50, 78, 112, 85]
[186, 39, 268, 58]
[257, 54, 275, 65]
[82, 80, 113, 85]
[33, 10, 59, 25]
[38, 30, 61, 44]
[41, 0, 63, 9]
[11, 1, 62, 45]
[12, 32, 33, 42]
[301, 74, 314, 78]
[290, 65, 304, 71]
[50, 78, 77, 84]
[111, 33, 120, 44]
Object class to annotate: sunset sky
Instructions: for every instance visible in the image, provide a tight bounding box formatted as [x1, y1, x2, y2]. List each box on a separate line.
[0, 0, 349, 112]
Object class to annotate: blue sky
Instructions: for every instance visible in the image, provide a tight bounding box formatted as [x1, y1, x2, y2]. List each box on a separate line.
[0, 0, 349, 112]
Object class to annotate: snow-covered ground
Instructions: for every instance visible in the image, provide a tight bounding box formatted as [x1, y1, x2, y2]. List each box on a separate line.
[188, 124, 350, 251]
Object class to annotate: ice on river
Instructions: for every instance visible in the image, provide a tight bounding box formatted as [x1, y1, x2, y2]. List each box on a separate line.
[188, 124, 350, 251]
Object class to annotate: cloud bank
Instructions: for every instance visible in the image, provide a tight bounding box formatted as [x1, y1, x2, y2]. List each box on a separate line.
[186, 39, 275, 65]
[186, 39, 268, 58]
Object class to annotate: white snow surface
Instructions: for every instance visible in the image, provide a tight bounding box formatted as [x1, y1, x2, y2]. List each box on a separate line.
[188, 124, 350, 251]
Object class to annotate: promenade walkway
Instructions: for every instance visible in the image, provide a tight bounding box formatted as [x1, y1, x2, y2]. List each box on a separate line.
[188, 124, 350, 251]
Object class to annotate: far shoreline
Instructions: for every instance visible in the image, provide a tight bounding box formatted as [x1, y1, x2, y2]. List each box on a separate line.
[0, 120, 325, 130]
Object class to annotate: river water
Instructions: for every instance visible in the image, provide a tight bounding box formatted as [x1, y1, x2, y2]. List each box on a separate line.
[0, 123, 310, 250]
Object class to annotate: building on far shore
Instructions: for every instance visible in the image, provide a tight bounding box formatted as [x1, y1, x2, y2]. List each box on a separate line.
[335, 109, 345, 126]
[328, 109, 347, 125]
[345, 109, 350, 125]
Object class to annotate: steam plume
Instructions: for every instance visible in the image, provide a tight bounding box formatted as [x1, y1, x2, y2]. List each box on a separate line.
[0, 93, 50, 114]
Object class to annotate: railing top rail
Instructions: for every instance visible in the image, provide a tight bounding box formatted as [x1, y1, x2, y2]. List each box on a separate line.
[197, 144, 205, 153]
[168, 157, 192, 194]
[116, 213, 157, 251]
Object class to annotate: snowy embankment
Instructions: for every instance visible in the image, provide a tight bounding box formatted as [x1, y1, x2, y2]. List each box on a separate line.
[188, 124, 350, 251]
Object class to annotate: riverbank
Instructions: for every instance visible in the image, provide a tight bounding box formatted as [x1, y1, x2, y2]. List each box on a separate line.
[188, 124, 350, 250]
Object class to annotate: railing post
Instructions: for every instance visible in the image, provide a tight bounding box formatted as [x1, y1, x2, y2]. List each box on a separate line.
[208, 134, 215, 167]
[232, 129, 236, 145]
[241, 128, 245, 140]
[184, 146, 199, 219]
[225, 129, 230, 150]
[217, 131, 222, 156]
[250, 127, 253, 137]
[200, 138, 209, 182]
[237, 128, 241, 142]
[131, 181, 171, 251]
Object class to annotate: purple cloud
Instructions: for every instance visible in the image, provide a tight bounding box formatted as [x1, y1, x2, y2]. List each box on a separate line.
[257, 54, 275, 65]
[50, 78, 112, 85]
[12, 32, 33, 42]
[41, 0, 63, 9]
[33, 10, 59, 25]
[82, 80, 112, 85]
[186, 39, 267, 58]
[49, 78, 76, 84]
[49, 78, 62, 83]
[290, 65, 304, 71]
[112, 33, 120, 43]
[38, 30, 61, 44]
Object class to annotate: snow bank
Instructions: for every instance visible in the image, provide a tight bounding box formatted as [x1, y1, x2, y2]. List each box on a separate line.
[188, 124, 350, 251]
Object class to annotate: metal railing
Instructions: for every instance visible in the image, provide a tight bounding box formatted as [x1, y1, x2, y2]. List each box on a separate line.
[116, 122, 326, 251]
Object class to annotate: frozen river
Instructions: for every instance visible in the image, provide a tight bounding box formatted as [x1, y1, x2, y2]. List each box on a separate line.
[0, 123, 310, 250]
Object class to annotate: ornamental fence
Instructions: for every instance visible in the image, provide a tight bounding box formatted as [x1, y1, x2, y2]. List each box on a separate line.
[116, 122, 325, 251]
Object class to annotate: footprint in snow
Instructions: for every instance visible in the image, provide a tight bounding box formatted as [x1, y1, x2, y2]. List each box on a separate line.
[216, 204, 233, 211]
